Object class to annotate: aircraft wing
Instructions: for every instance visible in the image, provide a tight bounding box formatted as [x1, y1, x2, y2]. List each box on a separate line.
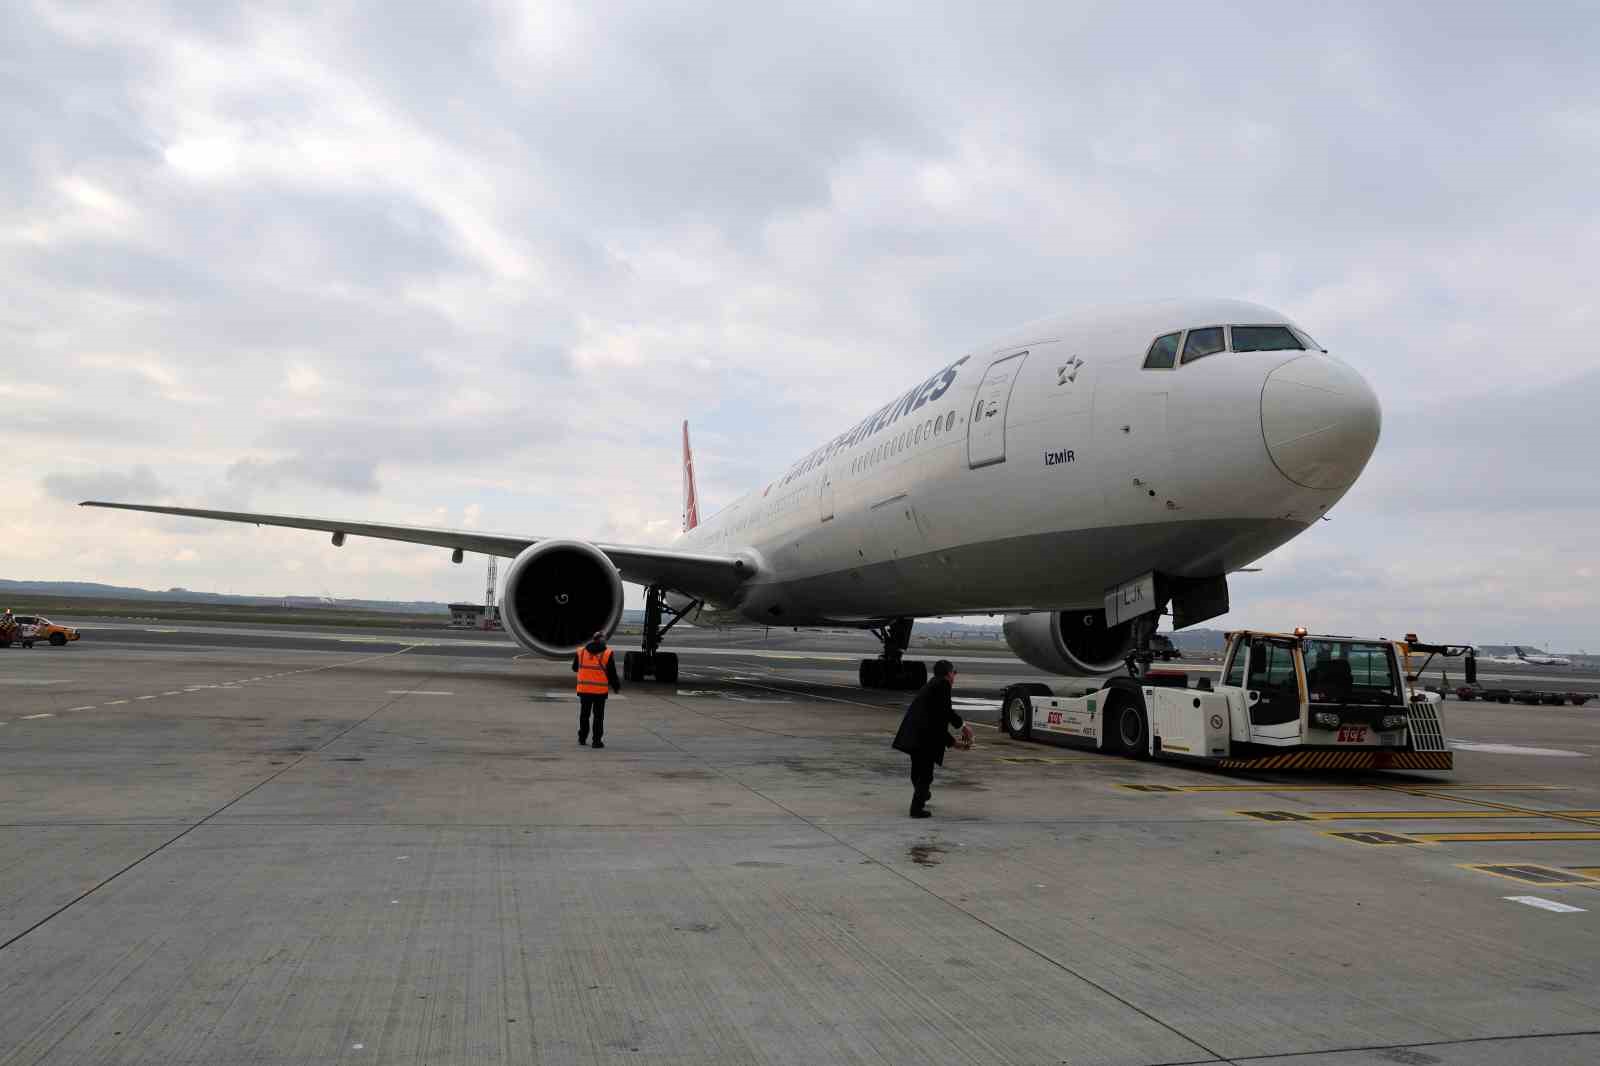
[79, 501, 754, 601]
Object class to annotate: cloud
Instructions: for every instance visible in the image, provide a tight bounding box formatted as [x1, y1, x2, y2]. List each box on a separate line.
[41, 464, 174, 504]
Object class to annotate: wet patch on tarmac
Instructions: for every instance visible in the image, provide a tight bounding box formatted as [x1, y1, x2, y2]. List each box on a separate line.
[908, 843, 947, 867]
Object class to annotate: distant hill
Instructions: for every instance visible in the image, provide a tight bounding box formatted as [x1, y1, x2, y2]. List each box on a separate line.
[0, 578, 450, 615]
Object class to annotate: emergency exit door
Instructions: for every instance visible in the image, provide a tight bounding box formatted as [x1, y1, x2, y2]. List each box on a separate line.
[967, 350, 1028, 469]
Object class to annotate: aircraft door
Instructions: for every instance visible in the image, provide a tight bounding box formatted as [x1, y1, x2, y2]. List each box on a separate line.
[967, 350, 1029, 469]
[819, 469, 835, 522]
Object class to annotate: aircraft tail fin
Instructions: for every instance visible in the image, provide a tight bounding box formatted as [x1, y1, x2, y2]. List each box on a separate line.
[682, 420, 700, 533]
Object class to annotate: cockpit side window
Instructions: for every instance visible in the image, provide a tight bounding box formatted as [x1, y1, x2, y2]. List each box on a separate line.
[1180, 326, 1225, 364]
[1230, 325, 1304, 352]
[1143, 331, 1180, 369]
[1290, 326, 1326, 352]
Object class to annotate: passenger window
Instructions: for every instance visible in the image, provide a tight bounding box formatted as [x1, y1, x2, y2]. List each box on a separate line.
[1181, 327, 1225, 364]
[933, 418, 941, 437]
[1230, 325, 1303, 352]
[1143, 332, 1180, 370]
[945, 412, 956, 433]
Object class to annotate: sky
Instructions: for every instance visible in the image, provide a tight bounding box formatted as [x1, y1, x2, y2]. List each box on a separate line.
[2, 1, 1597, 650]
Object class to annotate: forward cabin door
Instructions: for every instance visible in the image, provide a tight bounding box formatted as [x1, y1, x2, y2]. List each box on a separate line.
[967, 350, 1029, 468]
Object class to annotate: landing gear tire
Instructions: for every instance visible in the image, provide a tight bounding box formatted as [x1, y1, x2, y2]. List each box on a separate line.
[622, 651, 644, 683]
[1003, 691, 1033, 740]
[860, 659, 883, 688]
[899, 660, 927, 690]
[654, 652, 679, 685]
[1114, 698, 1150, 758]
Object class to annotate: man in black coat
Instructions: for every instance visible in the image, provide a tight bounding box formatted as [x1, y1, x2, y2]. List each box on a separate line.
[891, 660, 970, 818]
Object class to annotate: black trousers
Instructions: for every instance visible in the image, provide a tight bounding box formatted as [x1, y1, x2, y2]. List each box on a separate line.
[579, 694, 607, 743]
[909, 754, 936, 812]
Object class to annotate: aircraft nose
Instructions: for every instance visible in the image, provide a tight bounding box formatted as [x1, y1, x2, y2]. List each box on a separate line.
[1260, 354, 1381, 490]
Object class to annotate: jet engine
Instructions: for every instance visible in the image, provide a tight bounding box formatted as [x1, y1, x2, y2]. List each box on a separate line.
[500, 540, 624, 657]
[1003, 609, 1137, 676]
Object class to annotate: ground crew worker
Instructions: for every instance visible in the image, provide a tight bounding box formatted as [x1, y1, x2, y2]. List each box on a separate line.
[571, 629, 622, 748]
[891, 659, 972, 818]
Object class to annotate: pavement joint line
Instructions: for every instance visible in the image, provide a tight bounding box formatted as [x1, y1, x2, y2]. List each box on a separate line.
[0, 644, 424, 959]
[1216, 1029, 1600, 1063]
[661, 661, 1230, 1064]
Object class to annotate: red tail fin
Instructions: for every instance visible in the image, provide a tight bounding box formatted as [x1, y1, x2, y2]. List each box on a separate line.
[681, 420, 700, 533]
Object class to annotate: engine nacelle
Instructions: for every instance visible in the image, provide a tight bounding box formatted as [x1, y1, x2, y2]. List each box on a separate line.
[501, 540, 624, 657]
[1003, 609, 1137, 676]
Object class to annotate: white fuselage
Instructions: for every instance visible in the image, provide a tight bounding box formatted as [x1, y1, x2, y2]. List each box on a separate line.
[676, 298, 1381, 627]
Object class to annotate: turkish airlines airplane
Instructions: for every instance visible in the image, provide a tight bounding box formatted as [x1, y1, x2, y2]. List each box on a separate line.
[86, 298, 1381, 689]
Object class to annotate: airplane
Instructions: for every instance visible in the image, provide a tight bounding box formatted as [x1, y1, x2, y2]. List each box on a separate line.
[1514, 646, 1572, 666]
[84, 298, 1381, 690]
[1475, 646, 1572, 667]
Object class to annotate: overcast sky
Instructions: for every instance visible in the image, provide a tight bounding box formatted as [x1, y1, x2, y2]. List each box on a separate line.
[3, 2, 1597, 649]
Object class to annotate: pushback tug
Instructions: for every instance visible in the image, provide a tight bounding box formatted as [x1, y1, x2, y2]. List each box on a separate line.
[999, 626, 1471, 772]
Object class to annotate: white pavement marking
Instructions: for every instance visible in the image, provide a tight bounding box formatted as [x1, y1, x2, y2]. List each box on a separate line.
[21, 713, 54, 720]
[136, 696, 156, 701]
[105, 699, 129, 705]
[163, 691, 181, 696]
[1451, 742, 1588, 757]
[69, 706, 95, 711]
[0, 679, 68, 686]
[386, 690, 455, 696]
[1504, 896, 1587, 913]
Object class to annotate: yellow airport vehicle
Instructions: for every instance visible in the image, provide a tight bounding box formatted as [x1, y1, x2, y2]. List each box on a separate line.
[0, 614, 82, 648]
[999, 630, 1466, 772]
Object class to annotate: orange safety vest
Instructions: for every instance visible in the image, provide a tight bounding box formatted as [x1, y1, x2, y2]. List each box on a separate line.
[576, 647, 613, 695]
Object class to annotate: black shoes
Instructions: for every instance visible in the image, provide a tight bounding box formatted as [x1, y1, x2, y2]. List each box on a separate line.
[909, 808, 931, 819]
[592, 740, 605, 749]
[578, 737, 587, 746]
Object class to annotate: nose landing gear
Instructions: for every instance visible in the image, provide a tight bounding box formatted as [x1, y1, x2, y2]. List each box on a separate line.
[859, 617, 928, 690]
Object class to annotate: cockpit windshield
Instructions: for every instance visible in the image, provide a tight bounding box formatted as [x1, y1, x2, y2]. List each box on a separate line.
[1144, 323, 1320, 369]
[1303, 639, 1400, 705]
[1229, 325, 1303, 352]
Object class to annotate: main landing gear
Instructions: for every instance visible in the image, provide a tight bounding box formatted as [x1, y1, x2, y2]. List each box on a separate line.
[858, 617, 928, 690]
[622, 585, 697, 685]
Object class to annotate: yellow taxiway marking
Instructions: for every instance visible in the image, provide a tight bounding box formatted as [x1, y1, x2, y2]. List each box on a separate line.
[1121, 783, 1570, 794]
[1411, 831, 1600, 843]
[1322, 830, 1424, 846]
[1458, 864, 1600, 887]
[1307, 810, 1600, 821]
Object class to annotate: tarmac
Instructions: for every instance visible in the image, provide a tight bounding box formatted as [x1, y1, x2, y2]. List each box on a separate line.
[1, 622, 1597, 1065]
